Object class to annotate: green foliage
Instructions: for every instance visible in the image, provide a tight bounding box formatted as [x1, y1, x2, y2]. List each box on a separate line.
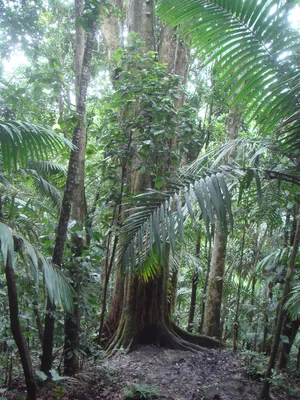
[0, 0, 44, 59]
[99, 33, 199, 187]
[157, 0, 300, 151]
[242, 350, 269, 380]
[122, 382, 158, 399]
[285, 284, 300, 320]
[0, 222, 15, 269]
[0, 120, 73, 172]
[0, 224, 74, 312]
[119, 171, 233, 277]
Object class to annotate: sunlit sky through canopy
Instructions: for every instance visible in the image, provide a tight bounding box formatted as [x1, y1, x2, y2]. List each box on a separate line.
[2, 3, 300, 77]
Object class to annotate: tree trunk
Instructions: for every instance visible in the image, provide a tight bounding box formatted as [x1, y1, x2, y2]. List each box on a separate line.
[169, 267, 179, 315]
[106, 245, 218, 353]
[277, 317, 300, 369]
[233, 225, 246, 353]
[101, 0, 123, 63]
[261, 215, 300, 399]
[41, 1, 97, 375]
[5, 254, 37, 400]
[202, 104, 241, 339]
[199, 235, 212, 334]
[203, 222, 227, 339]
[0, 195, 37, 399]
[101, 3, 219, 353]
[126, 0, 155, 51]
[187, 231, 201, 332]
[64, 0, 97, 376]
[220, 262, 235, 338]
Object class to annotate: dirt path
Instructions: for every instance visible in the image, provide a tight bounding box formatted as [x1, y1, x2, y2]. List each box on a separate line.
[4, 345, 300, 399]
[102, 345, 260, 400]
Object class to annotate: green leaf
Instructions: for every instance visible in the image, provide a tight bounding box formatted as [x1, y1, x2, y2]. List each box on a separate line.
[49, 369, 67, 382]
[36, 371, 48, 381]
[0, 121, 73, 172]
[0, 223, 15, 270]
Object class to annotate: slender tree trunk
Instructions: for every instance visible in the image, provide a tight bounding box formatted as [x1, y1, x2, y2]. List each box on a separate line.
[261, 215, 300, 399]
[0, 196, 37, 400]
[199, 235, 211, 334]
[220, 262, 235, 338]
[262, 287, 269, 354]
[5, 255, 37, 400]
[203, 222, 227, 339]
[41, 1, 97, 375]
[187, 231, 201, 332]
[277, 317, 300, 369]
[233, 225, 246, 353]
[64, 0, 97, 375]
[202, 106, 241, 339]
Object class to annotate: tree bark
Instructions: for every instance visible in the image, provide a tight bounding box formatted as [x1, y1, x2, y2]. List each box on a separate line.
[187, 231, 201, 332]
[277, 317, 300, 369]
[101, 0, 123, 63]
[198, 235, 211, 334]
[203, 223, 227, 339]
[233, 226, 246, 353]
[0, 195, 37, 399]
[5, 254, 37, 400]
[126, 0, 155, 51]
[202, 106, 241, 339]
[64, 0, 97, 376]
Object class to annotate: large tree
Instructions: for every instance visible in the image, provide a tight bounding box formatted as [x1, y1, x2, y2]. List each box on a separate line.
[98, 0, 221, 352]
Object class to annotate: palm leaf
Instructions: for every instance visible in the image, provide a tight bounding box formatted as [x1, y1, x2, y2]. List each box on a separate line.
[285, 284, 300, 320]
[13, 231, 75, 312]
[119, 172, 233, 274]
[157, 0, 300, 149]
[26, 170, 62, 211]
[0, 224, 74, 312]
[0, 222, 15, 269]
[41, 256, 74, 312]
[27, 160, 67, 180]
[0, 120, 73, 171]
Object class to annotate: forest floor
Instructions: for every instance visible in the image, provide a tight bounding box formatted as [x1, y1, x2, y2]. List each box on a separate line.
[4, 345, 300, 400]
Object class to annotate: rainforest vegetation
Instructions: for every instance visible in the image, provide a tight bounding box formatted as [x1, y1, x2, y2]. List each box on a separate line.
[0, 0, 300, 399]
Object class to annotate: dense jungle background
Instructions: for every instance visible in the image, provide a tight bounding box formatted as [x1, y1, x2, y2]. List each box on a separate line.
[0, 0, 300, 399]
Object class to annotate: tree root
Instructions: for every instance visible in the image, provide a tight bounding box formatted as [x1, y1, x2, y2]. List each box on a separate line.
[105, 320, 215, 356]
[171, 323, 221, 348]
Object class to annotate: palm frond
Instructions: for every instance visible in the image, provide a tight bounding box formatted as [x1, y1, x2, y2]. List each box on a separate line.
[0, 222, 15, 268]
[14, 232, 74, 312]
[157, 0, 300, 149]
[169, 248, 205, 274]
[0, 120, 73, 171]
[0, 223, 74, 312]
[27, 170, 62, 211]
[256, 247, 292, 273]
[27, 160, 67, 179]
[285, 284, 300, 320]
[40, 256, 74, 313]
[119, 172, 233, 274]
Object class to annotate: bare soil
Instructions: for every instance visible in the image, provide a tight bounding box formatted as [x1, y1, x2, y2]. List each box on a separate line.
[3, 345, 300, 400]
